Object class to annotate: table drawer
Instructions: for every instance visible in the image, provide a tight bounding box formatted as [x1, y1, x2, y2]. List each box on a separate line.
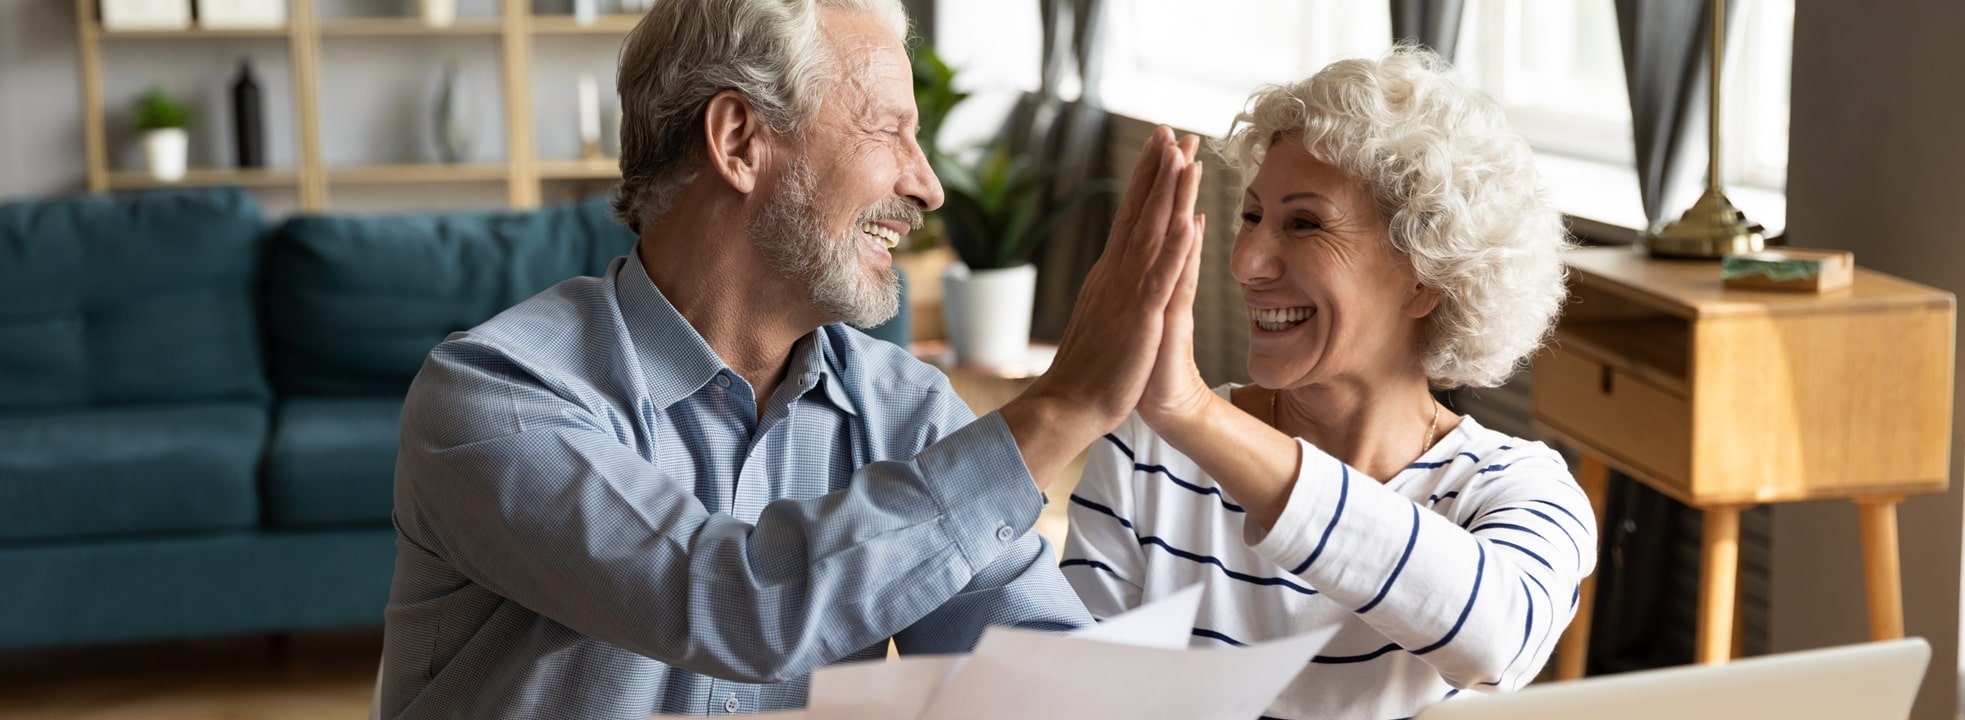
[1532, 345, 1693, 492]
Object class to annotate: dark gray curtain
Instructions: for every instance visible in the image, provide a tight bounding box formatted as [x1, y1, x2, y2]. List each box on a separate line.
[1390, 0, 1467, 61]
[1005, 0, 1114, 343]
[1616, 0, 1739, 226]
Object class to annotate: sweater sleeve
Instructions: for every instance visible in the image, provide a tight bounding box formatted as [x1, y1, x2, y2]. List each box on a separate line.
[1058, 417, 1150, 621]
[1246, 440, 1597, 689]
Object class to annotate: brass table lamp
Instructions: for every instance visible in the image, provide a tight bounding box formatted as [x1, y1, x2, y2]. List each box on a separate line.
[1643, 0, 1766, 259]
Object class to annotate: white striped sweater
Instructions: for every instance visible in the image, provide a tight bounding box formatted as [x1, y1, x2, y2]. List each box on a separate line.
[1061, 386, 1597, 720]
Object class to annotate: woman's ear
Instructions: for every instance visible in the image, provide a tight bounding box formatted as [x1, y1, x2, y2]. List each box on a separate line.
[702, 89, 770, 195]
[1402, 279, 1441, 319]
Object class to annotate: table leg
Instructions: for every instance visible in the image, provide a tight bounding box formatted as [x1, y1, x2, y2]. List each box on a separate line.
[1696, 504, 1745, 664]
[1555, 453, 1611, 680]
[1856, 496, 1907, 640]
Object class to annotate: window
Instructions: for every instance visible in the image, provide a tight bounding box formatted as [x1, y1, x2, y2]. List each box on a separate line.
[1097, 0, 1391, 136]
[1455, 0, 1793, 193]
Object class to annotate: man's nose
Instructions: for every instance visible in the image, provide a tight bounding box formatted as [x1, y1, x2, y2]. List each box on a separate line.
[900, 142, 945, 212]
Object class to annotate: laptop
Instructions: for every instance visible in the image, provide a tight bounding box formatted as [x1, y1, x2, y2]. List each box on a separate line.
[1414, 638, 1930, 720]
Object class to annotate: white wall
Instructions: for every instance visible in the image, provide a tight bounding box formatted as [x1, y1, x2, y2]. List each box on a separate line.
[2, 0, 90, 199]
[1772, 1, 1965, 719]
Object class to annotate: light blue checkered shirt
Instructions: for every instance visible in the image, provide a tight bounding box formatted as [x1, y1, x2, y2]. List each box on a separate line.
[377, 251, 1090, 719]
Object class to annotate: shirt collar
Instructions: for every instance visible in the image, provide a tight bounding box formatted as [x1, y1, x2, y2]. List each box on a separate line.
[615, 250, 857, 416]
[616, 251, 727, 411]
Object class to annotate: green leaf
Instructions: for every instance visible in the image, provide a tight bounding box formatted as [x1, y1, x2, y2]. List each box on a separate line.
[930, 139, 1120, 270]
[133, 86, 191, 131]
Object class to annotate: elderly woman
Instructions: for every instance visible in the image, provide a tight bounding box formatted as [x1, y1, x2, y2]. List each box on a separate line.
[1062, 47, 1593, 719]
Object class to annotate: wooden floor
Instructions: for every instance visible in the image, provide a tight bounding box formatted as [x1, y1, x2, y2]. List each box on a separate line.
[0, 628, 380, 720]
[0, 463, 1085, 719]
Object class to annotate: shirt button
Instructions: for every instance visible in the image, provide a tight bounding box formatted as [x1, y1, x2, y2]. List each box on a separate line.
[996, 525, 1015, 542]
[715, 375, 730, 388]
[724, 696, 740, 713]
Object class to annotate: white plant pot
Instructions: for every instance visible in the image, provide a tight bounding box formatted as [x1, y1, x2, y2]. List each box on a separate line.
[941, 261, 1037, 370]
[142, 128, 189, 182]
[101, 0, 192, 30]
[416, 0, 455, 27]
[196, 0, 285, 29]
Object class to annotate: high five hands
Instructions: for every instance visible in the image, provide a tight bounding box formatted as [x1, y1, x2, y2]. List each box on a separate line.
[1003, 125, 1207, 486]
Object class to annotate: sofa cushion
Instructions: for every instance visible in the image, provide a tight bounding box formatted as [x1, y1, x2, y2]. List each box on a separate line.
[0, 188, 270, 410]
[0, 404, 265, 542]
[264, 194, 636, 397]
[264, 397, 403, 529]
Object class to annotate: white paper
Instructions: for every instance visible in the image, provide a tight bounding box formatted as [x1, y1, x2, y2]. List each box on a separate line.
[917, 622, 1334, 720]
[651, 584, 1323, 720]
[1066, 583, 1202, 649]
[807, 655, 964, 720]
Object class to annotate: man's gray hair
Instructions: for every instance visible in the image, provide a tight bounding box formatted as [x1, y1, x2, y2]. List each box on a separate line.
[613, 0, 908, 234]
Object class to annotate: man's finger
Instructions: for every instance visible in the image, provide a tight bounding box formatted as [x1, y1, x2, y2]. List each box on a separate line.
[1103, 126, 1173, 261]
[1126, 134, 1187, 268]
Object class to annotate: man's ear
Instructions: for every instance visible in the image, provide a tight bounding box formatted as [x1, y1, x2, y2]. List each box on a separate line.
[1402, 279, 1442, 320]
[702, 89, 772, 195]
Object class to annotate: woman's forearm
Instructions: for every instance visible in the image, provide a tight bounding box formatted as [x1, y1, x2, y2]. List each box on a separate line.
[1144, 393, 1303, 531]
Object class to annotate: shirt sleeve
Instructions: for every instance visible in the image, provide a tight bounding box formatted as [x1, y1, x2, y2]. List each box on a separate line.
[890, 381, 1093, 654]
[1058, 417, 1149, 620]
[1247, 440, 1597, 690]
[395, 339, 1056, 685]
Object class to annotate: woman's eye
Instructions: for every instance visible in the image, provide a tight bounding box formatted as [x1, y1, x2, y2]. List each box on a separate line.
[1291, 217, 1323, 231]
[1240, 212, 1262, 225]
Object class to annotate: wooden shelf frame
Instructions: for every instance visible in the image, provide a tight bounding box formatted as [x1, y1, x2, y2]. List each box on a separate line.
[106, 167, 299, 189]
[317, 17, 502, 36]
[75, 0, 647, 211]
[530, 14, 643, 34]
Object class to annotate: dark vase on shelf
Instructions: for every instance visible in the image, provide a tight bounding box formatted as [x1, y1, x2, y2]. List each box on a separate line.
[232, 58, 264, 169]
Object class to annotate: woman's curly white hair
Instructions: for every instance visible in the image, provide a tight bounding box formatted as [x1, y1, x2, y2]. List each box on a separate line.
[1217, 45, 1571, 388]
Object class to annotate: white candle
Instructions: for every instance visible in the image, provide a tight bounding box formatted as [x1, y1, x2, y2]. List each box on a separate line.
[578, 74, 600, 148]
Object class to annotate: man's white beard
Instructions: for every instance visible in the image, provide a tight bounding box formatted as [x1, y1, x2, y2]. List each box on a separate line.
[750, 158, 902, 329]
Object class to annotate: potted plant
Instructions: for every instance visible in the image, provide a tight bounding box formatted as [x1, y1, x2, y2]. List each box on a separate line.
[932, 144, 1109, 368]
[134, 87, 191, 182]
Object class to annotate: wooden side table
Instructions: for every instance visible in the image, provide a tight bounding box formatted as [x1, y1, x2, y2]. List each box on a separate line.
[1534, 247, 1955, 677]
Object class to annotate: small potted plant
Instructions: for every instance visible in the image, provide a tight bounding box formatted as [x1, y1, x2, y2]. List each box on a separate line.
[134, 87, 192, 182]
[933, 144, 1110, 368]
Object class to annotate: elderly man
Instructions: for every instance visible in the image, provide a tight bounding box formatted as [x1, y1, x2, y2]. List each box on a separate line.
[375, 0, 1203, 717]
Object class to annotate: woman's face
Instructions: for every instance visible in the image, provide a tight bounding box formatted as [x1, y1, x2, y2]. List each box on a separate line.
[1233, 136, 1435, 392]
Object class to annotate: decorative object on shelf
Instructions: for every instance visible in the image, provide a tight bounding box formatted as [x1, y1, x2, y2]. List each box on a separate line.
[434, 61, 474, 164]
[618, 0, 651, 13]
[231, 58, 265, 168]
[134, 86, 191, 182]
[194, 0, 284, 29]
[573, 0, 598, 26]
[101, 0, 192, 30]
[603, 101, 622, 157]
[1720, 248, 1855, 293]
[415, 0, 456, 27]
[577, 73, 602, 160]
[1642, 0, 1764, 259]
[935, 143, 1111, 368]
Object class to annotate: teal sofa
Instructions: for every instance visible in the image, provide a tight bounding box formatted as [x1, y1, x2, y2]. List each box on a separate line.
[0, 187, 909, 651]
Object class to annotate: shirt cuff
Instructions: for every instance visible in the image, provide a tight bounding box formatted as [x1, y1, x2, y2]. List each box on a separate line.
[1246, 438, 1344, 572]
[911, 410, 1047, 573]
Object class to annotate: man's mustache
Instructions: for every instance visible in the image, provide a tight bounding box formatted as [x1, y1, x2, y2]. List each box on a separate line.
[859, 197, 923, 232]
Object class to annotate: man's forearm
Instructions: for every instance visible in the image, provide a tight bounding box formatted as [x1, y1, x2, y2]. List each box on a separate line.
[999, 386, 1112, 490]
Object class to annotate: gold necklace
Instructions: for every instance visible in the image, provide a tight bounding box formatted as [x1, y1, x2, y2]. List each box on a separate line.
[1270, 389, 1441, 459]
